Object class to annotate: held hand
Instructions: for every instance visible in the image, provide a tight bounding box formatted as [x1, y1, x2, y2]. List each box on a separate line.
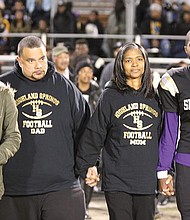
[159, 175, 174, 197]
[85, 166, 100, 187]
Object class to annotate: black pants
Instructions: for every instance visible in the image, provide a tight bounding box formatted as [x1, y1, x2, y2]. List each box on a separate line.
[0, 188, 85, 220]
[80, 178, 93, 209]
[176, 163, 190, 220]
[105, 191, 155, 220]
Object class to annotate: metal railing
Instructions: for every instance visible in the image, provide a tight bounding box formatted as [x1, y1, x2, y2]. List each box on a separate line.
[0, 33, 188, 75]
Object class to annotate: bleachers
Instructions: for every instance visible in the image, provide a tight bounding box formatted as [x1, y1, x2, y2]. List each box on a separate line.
[71, 0, 114, 27]
[0, 1, 189, 75]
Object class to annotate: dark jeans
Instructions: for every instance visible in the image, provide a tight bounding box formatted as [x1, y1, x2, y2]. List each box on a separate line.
[176, 163, 190, 220]
[80, 178, 93, 209]
[0, 188, 85, 220]
[105, 191, 155, 220]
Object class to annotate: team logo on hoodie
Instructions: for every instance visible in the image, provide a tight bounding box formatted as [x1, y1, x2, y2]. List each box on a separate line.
[15, 92, 60, 134]
[115, 102, 159, 145]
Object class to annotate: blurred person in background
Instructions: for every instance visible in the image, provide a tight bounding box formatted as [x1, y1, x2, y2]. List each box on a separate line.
[140, 2, 171, 57]
[99, 41, 123, 91]
[75, 60, 101, 114]
[4, 0, 26, 14]
[52, 45, 74, 82]
[32, 18, 49, 34]
[32, 18, 50, 46]
[0, 9, 10, 54]
[82, 10, 104, 57]
[75, 60, 101, 219]
[3, 0, 28, 21]
[70, 39, 105, 82]
[53, 0, 77, 48]
[170, 3, 190, 58]
[103, 0, 126, 57]
[0, 0, 5, 10]
[162, 1, 180, 29]
[26, 0, 50, 29]
[10, 0, 29, 20]
[135, 0, 150, 34]
[33, 18, 49, 34]
[9, 9, 31, 54]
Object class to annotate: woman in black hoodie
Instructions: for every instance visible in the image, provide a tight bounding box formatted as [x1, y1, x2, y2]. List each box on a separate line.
[76, 42, 162, 220]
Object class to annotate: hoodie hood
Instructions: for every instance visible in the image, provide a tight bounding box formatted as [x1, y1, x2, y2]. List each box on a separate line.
[105, 80, 143, 95]
[104, 80, 117, 90]
[13, 60, 55, 83]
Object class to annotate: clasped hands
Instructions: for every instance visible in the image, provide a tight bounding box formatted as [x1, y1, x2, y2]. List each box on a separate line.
[85, 166, 100, 187]
[159, 174, 174, 197]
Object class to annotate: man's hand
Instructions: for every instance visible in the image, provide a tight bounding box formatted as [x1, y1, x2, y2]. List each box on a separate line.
[85, 166, 100, 187]
[159, 175, 174, 197]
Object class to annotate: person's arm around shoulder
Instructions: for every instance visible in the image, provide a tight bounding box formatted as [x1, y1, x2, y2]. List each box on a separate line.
[0, 84, 21, 165]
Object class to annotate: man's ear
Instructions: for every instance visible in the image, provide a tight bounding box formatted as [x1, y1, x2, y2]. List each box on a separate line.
[52, 56, 56, 63]
[184, 46, 187, 54]
[17, 56, 22, 67]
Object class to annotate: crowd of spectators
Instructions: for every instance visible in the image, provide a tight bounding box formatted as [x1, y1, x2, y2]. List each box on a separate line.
[0, 1, 189, 219]
[0, 0, 190, 58]
[136, 0, 190, 58]
[0, 0, 50, 54]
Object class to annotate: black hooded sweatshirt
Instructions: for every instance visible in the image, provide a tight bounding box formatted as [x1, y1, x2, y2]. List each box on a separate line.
[0, 61, 90, 195]
[76, 81, 162, 194]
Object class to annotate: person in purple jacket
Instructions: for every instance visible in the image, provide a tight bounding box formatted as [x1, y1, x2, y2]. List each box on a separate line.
[157, 30, 190, 220]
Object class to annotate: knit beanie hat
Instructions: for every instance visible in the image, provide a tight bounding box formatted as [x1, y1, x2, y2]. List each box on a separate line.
[75, 60, 93, 75]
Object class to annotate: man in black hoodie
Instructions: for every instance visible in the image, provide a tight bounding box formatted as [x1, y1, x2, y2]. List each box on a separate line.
[0, 36, 90, 220]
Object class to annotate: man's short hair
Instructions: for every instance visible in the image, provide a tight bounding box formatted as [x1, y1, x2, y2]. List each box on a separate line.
[185, 30, 190, 46]
[17, 36, 46, 56]
[75, 39, 89, 46]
